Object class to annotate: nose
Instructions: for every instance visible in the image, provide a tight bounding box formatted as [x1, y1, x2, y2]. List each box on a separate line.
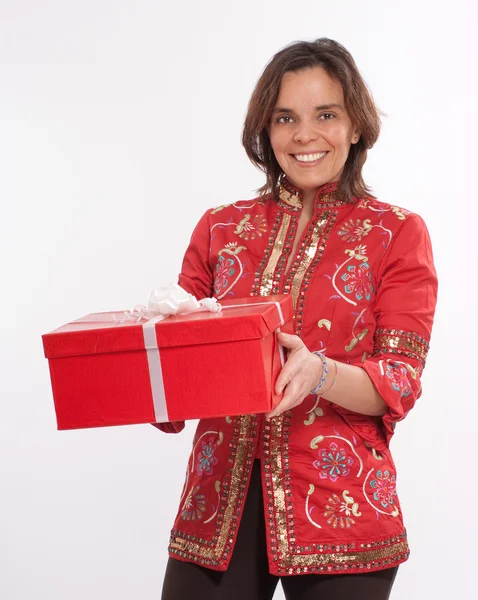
[292, 121, 319, 144]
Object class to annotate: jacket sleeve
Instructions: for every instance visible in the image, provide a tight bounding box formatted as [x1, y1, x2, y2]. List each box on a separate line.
[153, 210, 214, 434]
[151, 421, 186, 433]
[357, 213, 438, 446]
[178, 210, 214, 301]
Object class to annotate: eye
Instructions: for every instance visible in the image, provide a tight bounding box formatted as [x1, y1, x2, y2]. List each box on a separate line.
[319, 113, 335, 121]
[276, 115, 294, 124]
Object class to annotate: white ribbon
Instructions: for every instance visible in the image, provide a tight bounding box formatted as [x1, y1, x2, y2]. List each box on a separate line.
[142, 314, 170, 422]
[123, 283, 221, 322]
[137, 288, 286, 422]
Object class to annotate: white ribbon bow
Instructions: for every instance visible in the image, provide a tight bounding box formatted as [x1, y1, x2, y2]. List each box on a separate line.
[124, 283, 221, 322]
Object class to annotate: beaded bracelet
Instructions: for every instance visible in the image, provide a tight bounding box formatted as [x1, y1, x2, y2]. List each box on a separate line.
[310, 351, 328, 395]
[321, 359, 338, 397]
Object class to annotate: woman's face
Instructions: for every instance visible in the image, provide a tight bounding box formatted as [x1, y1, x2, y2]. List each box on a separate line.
[269, 67, 360, 193]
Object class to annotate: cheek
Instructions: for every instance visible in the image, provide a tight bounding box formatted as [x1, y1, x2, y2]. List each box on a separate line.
[269, 128, 289, 154]
[326, 126, 353, 155]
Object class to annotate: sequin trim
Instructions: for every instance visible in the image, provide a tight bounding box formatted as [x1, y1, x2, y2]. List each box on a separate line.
[280, 535, 409, 575]
[280, 178, 341, 203]
[374, 328, 430, 366]
[168, 415, 257, 566]
[278, 184, 302, 210]
[284, 211, 338, 334]
[263, 412, 409, 574]
[258, 213, 292, 297]
[287, 214, 329, 309]
[278, 182, 346, 212]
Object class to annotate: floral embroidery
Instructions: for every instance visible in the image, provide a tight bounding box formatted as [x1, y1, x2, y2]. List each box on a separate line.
[214, 256, 235, 295]
[344, 244, 368, 261]
[331, 246, 369, 307]
[313, 442, 354, 482]
[211, 203, 232, 214]
[310, 435, 364, 477]
[304, 397, 324, 426]
[359, 199, 411, 221]
[369, 470, 397, 509]
[341, 262, 374, 301]
[338, 219, 372, 242]
[324, 490, 362, 528]
[235, 214, 268, 240]
[181, 485, 207, 521]
[345, 308, 369, 352]
[221, 242, 246, 254]
[196, 438, 218, 476]
[385, 363, 412, 397]
[213, 244, 247, 299]
[391, 206, 410, 220]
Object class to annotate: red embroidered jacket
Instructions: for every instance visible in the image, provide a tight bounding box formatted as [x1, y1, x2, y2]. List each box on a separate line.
[157, 179, 438, 576]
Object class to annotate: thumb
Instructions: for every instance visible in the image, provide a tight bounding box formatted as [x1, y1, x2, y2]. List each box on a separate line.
[277, 331, 303, 350]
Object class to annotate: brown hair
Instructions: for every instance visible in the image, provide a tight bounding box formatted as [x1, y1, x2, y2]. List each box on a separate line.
[242, 38, 382, 203]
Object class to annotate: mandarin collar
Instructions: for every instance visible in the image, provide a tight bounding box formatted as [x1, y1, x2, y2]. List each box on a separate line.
[277, 177, 346, 213]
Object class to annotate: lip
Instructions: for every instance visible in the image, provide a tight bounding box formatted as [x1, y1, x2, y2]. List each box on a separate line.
[291, 152, 328, 167]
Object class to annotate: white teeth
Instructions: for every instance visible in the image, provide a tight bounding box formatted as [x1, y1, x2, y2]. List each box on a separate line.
[294, 152, 327, 162]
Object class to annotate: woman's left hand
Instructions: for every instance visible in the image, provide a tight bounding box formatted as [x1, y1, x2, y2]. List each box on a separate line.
[266, 332, 323, 419]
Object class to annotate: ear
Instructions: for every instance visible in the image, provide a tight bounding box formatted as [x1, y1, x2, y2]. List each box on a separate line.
[351, 127, 361, 144]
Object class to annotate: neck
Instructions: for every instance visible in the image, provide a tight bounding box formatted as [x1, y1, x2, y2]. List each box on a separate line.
[301, 189, 316, 214]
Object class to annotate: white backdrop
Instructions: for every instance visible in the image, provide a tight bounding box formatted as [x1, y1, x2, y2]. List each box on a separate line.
[1, 1, 476, 598]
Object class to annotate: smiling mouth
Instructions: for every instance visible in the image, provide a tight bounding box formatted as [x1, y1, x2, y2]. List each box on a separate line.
[292, 151, 328, 164]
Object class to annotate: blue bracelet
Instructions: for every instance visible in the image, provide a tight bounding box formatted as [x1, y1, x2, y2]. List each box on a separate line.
[310, 351, 328, 395]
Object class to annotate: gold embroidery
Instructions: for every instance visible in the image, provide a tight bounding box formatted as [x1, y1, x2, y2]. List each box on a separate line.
[211, 203, 232, 214]
[218, 243, 247, 256]
[286, 211, 337, 335]
[169, 533, 409, 571]
[270, 415, 288, 560]
[259, 213, 291, 296]
[287, 540, 409, 568]
[345, 329, 368, 352]
[216, 415, 250, 553]
[391, 206, 409, 220]
[169, 537, 215, 558]
[345, 308, 368, 352]
[310, 435, 325, 448]
[279, 184, 302, 209]
[234, 214, 268, 240]
[169, 415, 254, 564]
[323, 491, 362, 528]
[374, 328, 429, 365]
[338, 218, 372, 242]
[288, 216, 328, 308]
[278, 180, 345, 208]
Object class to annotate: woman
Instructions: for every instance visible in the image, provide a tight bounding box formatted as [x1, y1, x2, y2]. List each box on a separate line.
[158, 38, 437, 600]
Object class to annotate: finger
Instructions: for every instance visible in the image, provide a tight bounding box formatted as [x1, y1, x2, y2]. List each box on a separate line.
[275, 367, 293, 396]
[277, 332, 304, 351]
[267, 383, 300, 418]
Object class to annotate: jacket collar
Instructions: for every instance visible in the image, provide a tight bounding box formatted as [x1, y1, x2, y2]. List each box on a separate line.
[277, 177, 345, 213]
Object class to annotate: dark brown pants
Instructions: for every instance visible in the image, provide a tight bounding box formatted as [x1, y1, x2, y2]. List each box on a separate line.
[162, 461, 398, 600]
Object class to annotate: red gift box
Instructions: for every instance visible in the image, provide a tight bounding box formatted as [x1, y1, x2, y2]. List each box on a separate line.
[42, 295, 293, 429]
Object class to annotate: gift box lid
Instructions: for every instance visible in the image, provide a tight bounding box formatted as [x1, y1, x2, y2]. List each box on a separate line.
[42, 294, 293, 359]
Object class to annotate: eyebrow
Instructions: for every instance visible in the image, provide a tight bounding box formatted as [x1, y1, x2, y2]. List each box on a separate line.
[272, 103, 344, 114]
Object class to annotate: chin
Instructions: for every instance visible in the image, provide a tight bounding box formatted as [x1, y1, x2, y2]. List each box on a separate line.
[289, 171, 335, 190]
